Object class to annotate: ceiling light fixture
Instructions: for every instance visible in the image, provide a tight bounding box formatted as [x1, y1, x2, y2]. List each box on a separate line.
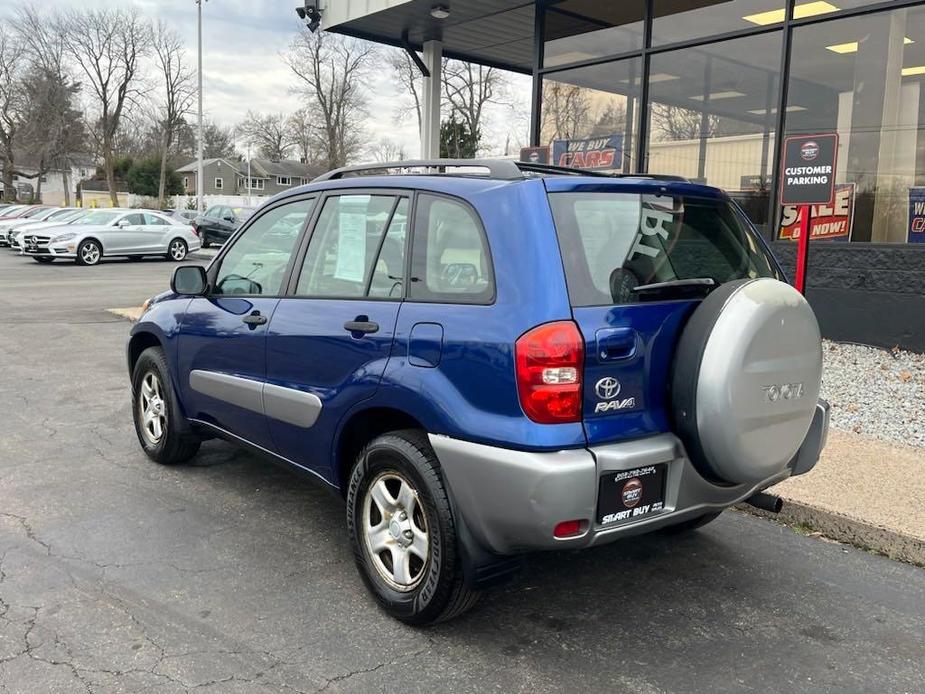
[431, 5, 450, 19]
[902, 65, 925, 77]
[747, 105, 808, 115]
[827, 37, 913, 53]
[690, 90, 746, 101]
[743, 1, 839, 27]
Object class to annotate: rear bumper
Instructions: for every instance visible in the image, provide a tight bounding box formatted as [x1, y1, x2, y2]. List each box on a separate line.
[430, 400, 829, 555]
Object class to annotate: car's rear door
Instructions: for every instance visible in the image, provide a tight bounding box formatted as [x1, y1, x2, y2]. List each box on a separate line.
[264, 190, 410, 476]
[139, 213, 173, 253]
[176, 197, 317, 449]
[544, 179, 781, 446]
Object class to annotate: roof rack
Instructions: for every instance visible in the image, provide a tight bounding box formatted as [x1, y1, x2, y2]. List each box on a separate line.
[312, 158, 689, 183]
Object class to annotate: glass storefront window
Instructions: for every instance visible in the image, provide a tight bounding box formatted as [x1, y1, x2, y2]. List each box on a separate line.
[652, 0, 787, 46]
[539, 58, 642, 174]
[543, 0, 644, 69]
[784, 6, 925, 244]
[646, 32, 783, 232]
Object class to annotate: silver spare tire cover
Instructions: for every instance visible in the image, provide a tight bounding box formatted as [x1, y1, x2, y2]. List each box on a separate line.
[672, 278, 822, 485]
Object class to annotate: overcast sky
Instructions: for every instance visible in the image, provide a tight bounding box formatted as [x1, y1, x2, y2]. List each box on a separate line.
[12, 0, 532, 159]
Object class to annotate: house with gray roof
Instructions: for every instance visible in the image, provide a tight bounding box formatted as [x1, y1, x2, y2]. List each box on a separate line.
[177, 158, 324, 197]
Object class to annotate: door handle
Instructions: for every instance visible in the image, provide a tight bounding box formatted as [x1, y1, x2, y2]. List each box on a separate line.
[344, 319, 379, 335]
[242, 311, 267, 328]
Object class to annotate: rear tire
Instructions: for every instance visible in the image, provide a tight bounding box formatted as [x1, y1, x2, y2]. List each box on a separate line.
[131, 346, 200, 465]
[167, 238, 188, 261]
[346, 430, 478, 625]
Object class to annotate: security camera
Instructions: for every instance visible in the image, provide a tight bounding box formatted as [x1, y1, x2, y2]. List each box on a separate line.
[296, 2, 322, 32]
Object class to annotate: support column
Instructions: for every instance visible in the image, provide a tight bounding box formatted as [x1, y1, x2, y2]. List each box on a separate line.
[421, 40, 443, 159]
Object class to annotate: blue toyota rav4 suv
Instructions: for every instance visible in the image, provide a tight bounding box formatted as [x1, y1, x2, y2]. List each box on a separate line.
[128, 159, 829, 625]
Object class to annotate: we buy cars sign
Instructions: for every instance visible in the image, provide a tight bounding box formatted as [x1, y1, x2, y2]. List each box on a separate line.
[551, 133, 624, 172]
[780, 133, 838, 205]
[780, 183, 855, 242]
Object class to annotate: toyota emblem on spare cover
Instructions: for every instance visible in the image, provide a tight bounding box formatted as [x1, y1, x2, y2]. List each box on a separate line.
[595, 376, 621, 400]
[800, 141, 820, 161]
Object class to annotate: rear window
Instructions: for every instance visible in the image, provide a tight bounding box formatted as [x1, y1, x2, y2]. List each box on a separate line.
[548, 192, 780, 306]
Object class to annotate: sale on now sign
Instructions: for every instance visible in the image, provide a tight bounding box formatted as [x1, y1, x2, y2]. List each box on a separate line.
[780, 183, 855, 241]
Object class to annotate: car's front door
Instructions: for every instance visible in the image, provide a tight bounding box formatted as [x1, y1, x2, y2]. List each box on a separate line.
[265, 191, 410, 475]
[106, 212, 146, 254]
[176, 197, 317, 449]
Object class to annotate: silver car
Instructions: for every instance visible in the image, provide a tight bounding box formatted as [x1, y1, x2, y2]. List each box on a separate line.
[23, 209, 201, 265]
[0, 206, 54, 246]
[10, 208, 84, 252]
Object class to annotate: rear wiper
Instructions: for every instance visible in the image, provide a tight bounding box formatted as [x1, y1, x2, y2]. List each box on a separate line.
[631, 277, 716, 297]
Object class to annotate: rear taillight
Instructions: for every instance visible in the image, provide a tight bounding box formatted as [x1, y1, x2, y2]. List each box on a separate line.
[515, 321, 584, 424]
[190, 223, 199, 236]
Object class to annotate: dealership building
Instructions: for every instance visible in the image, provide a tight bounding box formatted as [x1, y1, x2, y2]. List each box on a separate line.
[324, 0, 925, 350]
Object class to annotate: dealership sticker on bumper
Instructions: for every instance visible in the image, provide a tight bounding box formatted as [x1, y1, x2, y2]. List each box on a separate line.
[597, 464, 667, 525]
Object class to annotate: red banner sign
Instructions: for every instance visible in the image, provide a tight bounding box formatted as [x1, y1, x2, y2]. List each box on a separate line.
[779, 183, 855, 242]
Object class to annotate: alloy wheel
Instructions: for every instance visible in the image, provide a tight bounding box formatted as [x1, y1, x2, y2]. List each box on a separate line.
[169, 239, 187, 261]
[138, 372, 168, 446]
[362, 472, 429, 591]
[80, 242, 101, 265]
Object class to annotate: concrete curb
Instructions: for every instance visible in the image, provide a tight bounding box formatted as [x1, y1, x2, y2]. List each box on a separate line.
[737, 500, 925, 568]
[107, 307, 142, 322]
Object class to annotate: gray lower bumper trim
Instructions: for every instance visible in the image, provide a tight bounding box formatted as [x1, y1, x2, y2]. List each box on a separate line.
[430, 424, 820, 556]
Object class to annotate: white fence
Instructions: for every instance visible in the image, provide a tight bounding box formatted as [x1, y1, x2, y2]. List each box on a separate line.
[172, 194, 266, 211]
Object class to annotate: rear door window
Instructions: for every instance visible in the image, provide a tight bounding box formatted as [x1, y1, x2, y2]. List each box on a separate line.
[409, 194, 493, 304]
[548, 192, 779, 306]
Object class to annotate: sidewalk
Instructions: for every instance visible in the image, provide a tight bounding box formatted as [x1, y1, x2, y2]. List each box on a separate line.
[745, 429, 925, 566]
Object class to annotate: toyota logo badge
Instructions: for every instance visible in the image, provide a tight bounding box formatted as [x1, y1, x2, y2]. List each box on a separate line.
[595, 377, 621, 400]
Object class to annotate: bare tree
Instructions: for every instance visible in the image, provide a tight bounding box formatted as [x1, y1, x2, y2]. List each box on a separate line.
[387, 50, 422, 135]
[283, 31, 374, 169]
[442, 60, 507, 154]
[201, 121, 236, 159]
[59, 7, 152, 205]
[13, 7, 86, 204]
[650, 103, 721, 142]
[0, 26, 29, 202]
[369, 139, 407, 163]
[152, 20, 195, 207]
[239, 111, 295, 161]
[541, 81, 590, 142]
[287, 108, 321, 163]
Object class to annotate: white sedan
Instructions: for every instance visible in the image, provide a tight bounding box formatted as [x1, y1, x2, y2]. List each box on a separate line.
[22, 209, 201, 265]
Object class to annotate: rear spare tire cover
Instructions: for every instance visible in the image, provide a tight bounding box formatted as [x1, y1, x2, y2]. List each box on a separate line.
[672, 278, 822, 485]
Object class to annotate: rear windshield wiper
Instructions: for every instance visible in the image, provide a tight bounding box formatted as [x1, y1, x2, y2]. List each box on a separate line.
[631, 277, 717, 298]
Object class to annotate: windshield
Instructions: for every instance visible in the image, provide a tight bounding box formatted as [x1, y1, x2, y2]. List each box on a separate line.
[46, 208, 77, 221]
[22, 207, 50, 219]
[1, 206, 26, 217]
[548, 192, 780, 306]
[75, 211, 121, 226]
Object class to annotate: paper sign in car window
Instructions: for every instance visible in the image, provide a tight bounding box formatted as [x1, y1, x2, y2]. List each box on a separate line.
[334, 211, 367, 282]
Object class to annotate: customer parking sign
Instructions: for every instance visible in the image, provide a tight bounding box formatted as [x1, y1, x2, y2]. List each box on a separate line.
[909, 187, 925, 243]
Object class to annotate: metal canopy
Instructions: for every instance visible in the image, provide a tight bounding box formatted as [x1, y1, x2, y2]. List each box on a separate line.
[324, 0, 536, 73]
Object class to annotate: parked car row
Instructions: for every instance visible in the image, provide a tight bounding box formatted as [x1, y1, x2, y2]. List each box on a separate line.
[0, 204, 202, 265]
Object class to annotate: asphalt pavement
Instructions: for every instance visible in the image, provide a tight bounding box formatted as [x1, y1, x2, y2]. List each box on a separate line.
[0, 250, 923, 693]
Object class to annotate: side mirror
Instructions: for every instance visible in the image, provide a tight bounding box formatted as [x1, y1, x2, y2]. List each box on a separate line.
[223, 215, 235, 223]
[117, 219, 131, 228]
[171, 265, 208, 295]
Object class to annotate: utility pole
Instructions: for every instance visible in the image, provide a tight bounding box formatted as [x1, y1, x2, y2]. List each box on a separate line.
[196, 0, 206, 213]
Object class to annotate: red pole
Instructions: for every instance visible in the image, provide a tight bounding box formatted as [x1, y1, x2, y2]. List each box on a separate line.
[794, 204, 812, 294]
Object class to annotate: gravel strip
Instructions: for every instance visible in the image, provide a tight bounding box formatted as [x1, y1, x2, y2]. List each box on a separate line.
[821, 340, 925, 449]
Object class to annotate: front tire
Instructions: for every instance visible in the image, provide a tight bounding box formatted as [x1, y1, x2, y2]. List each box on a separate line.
[347, 430, 478, 625]
[131, 347, 200, 465]
[76, 239, 102, 266]
[167, 238, 188, 261]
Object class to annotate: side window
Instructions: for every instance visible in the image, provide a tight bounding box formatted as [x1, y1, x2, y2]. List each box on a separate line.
[123, 213, 145, 226]
[368, 198, 409, 298]
[409, 194, 493, 304]
[296, 194, 400, 298]
[213, 198, 315, 296]
[143, 213, 169, 226]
